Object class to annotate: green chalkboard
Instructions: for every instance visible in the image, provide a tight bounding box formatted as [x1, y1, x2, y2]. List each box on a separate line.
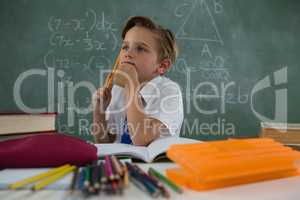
[1, 0, 299, 141]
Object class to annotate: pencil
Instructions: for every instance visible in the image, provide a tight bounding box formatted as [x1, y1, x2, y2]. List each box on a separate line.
[149, 174, 170, 198]
[105, 55, 120, 89]
[84, 165, 91, 189]
[115, 156, 125, 176]
[88, 164, 98, 194]
[110, 180, 118, 194]
[113, 157, 129, 188]
[116, 177, 124, 195]
[129, 175, 149, 195]
[9, 164, 71, 189]
[96, 162, 104, 192]
[77, 168, 86, 190]
[85, 165, 96, 194]
[69, 167, 79, 192]
[110, 156, 121, 180]
[123, 162, 129, 187]
[99, 162, 107, 184]
[94, 163, 102, 194]
[133, 164, 170, 198]
[81, 167, 91, 196]
[32, 165, 76, 191]
[148, 167, 183, 194]
[126, 162, 160, 197]
[104, 155, 114, 180]
[111, 156, 125, 194]
[111, 156, 124, 176]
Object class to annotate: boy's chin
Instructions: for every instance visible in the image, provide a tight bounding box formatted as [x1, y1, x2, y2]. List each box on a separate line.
[113, 79, 126, 88]
[113, 74, 127, 88]
[113, 71, 143, 88]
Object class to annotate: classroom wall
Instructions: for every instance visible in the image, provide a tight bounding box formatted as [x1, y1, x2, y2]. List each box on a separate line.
[0, 0, 299, 141]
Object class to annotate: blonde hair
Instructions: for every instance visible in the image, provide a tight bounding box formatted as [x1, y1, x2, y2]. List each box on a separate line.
[121, 16, 178, 64]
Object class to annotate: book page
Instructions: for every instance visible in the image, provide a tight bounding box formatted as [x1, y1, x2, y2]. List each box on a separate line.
[147, 137, 199, 162]
[95, 143, 150, 162]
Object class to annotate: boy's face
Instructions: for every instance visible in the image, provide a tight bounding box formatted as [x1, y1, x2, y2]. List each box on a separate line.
[119, 26, 161, 84]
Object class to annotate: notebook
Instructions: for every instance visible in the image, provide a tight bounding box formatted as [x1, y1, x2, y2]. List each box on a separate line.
[95, 136, 199, 163]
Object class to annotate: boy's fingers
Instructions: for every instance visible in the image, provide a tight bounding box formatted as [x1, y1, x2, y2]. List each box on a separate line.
[93, 86, 112, 102]
[95, 88, 104, 99]
[107, 83, 113, 91]
[105, 72, 114, 89]
[105, 88, 112, 99]
[96, 89, 101, 97]
[104, 88, 108, 96]
[105, 84, 113, 93]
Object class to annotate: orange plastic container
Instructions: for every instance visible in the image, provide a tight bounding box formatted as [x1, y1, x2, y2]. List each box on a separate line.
[166, 138, 300, 190]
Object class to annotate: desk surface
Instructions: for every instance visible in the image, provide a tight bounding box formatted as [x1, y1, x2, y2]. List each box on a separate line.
[1, 162, 300, 200]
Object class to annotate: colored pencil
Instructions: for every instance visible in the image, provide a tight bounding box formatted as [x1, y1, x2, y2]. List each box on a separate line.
[148, 167, 183, 194]
[110, 155, 121, 179]
[126, 162, 160, 197]
[69, 167, 79, 192]
[105, 55, 120, 89]
[9, 164, 70, 189]
[77, 168, 86, 191]
[133, 164, 170, 198]
[32, 165, 76, 191]
[104, 155, 114, 180]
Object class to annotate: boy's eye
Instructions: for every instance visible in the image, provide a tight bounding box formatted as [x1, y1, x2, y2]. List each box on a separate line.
[137, 46, 146, 52]
[121, 45, 129, 50]
[121, 44, 148, 53]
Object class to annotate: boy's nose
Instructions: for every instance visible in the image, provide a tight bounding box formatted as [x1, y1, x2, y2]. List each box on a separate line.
[124, 48, 134, 58]
[124, 53, 133, 60]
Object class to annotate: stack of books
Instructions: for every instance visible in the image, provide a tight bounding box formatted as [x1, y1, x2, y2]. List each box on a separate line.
[0, 113, 57, 141]
[166, 138, 300, 191]
[260, 122, 300, 150]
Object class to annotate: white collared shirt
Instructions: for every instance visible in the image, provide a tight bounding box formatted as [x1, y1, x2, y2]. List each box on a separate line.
[105, 76, 184, 143]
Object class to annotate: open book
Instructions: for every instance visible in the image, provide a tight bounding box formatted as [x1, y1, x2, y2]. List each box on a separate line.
[95, 137, 200, 163]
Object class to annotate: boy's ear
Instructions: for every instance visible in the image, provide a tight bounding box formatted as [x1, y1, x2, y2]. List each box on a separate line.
[157, 58, 172, 75]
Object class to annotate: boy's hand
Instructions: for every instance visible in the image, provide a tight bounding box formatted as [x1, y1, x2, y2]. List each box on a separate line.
[113, 63, 139, 88]
[92, 87, 112, 113]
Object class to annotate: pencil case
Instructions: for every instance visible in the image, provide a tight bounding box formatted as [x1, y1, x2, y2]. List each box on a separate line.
[0, 133, 97, 169]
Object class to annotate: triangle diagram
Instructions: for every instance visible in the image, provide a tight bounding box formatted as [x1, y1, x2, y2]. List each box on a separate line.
[176, 0, 223, 44]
